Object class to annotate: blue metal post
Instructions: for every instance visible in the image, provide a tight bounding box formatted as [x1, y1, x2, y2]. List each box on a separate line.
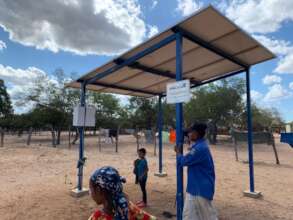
[176, 32, 184, 220]
[158, 95, 163, 173]
[77, 82, 86, 191]
[246, 68, 255, 192]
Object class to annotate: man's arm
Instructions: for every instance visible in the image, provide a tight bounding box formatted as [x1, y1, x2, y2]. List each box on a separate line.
[176, 146, 206, 167]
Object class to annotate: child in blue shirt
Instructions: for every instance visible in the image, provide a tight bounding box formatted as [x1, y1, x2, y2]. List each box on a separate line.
[134, 148, 148, 207]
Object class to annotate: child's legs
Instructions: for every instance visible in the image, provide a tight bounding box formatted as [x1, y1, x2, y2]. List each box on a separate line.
[139, 179, 147, 203]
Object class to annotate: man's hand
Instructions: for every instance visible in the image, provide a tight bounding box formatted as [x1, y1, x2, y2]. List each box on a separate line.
[174, 145, 182, 155]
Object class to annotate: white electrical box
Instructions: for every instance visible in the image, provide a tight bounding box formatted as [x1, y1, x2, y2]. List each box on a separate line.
[73, 105, 96, 127]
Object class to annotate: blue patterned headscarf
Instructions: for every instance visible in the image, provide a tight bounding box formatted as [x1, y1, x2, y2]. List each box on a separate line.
[90, 166, 128, 220]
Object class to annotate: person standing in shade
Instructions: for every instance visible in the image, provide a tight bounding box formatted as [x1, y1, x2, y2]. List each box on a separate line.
[134, 148, 148, 207]
[175, 123, 218, 220]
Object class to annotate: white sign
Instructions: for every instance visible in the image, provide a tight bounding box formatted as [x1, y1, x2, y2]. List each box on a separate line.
[73, 105, 96, 127]
[166, 80, 191, 104]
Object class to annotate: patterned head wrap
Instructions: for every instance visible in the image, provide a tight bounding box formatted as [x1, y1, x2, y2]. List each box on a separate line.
[90, 166, 128, 220]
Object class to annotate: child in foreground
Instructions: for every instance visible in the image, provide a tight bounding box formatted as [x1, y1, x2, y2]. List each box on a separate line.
[88, 166, 155, 220]
[133, 148, 149, 208]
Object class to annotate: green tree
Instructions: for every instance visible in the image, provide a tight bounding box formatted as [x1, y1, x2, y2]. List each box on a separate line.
[0, 79, 13, 118]
[15, 69, 80, 145]
[242, 105, 284, 131]
[88, 92, 122, 128]
[184, 78, 245, 128]
[128, 97, 157, 129]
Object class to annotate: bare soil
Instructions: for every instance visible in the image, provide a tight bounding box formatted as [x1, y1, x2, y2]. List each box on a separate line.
[0, 133, 293, 220]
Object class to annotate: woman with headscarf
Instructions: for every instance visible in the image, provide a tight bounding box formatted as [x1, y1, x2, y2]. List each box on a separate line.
[88, 166, 156, 220]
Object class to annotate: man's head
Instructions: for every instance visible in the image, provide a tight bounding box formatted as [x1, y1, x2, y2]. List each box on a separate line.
[186, 123, 207, 142]
[138, 148, 146, 159]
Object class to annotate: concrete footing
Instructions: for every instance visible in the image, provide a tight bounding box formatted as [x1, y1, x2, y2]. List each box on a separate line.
[243, 190, 262, 199]
[70, 188, 89, 198]
[154, 172, 168, 177]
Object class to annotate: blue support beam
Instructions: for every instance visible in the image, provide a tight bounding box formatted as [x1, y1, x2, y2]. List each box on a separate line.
[87, 33, 177, 85]
[158, 95, 163, 173]
[245, 68, 255, 192]
[114, 60, 200, 85]
[190, 69, 245, 89]
[175, 32, 184, 220]
[77, 82, 86, 191]
[86, 81, 160, 96]
[172, 26, 249, 69]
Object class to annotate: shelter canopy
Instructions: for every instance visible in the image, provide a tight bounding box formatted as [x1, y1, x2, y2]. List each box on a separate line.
[67, 6, 275, 97]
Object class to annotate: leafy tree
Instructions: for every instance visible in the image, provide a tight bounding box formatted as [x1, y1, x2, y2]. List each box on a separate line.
[162, 100, 176, 129]
[184, 78, 245, 128]
[128, 97, 157, 129]
[14, 69, 80, 145]
[88, 92, 123, 128]
[0, 79, 13, 118]
[0, 79, 13, 132]
[241, 105, 284, 131]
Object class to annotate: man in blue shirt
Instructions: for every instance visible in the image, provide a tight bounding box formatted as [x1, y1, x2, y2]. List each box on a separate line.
[175, 123, 218, 220]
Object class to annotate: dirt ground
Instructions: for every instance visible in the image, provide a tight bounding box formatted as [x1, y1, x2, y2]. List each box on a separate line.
[1, 133, 293, 220]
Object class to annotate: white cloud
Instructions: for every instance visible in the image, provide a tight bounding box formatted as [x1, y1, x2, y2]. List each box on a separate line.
[253, 35, 293, 56]
[0, 0, 147, 56]
[289, 82, 293, 90]
[242, 90, 264, 104]
[251, 90, 263, 102]
[225, 0, 293, 34]
[0, 64, 46, 86]
[275, 53, 293, 74]
[262, 75, 282, 85]
[151, 0, 158, 9]
[252, 35, 293, 75]
[264, 84, 291, 102]
[147, 25, 159, 38]
[0, 65, 54, 113]
[176, 0, 203, 16]
[0, 40, 6, 50]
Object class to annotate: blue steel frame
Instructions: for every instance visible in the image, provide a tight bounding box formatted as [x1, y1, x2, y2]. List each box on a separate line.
[245, 68, 255, 192]
[158, 95, 163, 174]
[175, 32, 184, 220]
[76, 26, 256, 219]
[77, 82, 86, 191]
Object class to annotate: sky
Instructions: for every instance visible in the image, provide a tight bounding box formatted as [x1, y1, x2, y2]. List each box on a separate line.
[0, 0, 292, 122]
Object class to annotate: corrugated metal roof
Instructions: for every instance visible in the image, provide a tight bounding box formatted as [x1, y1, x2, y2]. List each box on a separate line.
[67, 6, 275, 97]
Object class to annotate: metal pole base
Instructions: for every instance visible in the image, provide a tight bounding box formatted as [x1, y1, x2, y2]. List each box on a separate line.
[243, 190, 262, 199]
[154, 172, 168, 177]
[70, 188, 89, 198]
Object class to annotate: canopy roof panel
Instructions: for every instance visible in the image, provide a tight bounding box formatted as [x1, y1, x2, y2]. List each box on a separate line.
[67, 5, 275, 97]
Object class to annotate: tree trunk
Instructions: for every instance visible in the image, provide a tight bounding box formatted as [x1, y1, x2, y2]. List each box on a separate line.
[115, 126, 120, 153]
[68, 126, 71, 149]
[98, 127, 101, 152]
[271, 134, 280, 165]
[233, 136, 239, 161]
[152, 128, 156, 156]
[0, 128, 4, 148]
[51, 129, 56, 147]
[26, 127, 33, 146]
[56, 129, 61, 145]
[72, 128, 79, 144]
[136, 133, 140, 151]
[18, 130, 22, 137]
